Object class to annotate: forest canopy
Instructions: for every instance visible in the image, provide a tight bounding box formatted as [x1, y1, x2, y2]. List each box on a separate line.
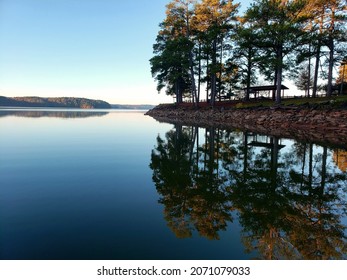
[150, 0, 347, 105]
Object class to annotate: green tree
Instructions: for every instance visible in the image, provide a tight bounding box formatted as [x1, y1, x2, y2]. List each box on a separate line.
[169, 0, 199, 104]
[300, 0, 347, 97]
[232, 22, 261, 100]
[325, 0, 347, 96]
[245, 0, 308, 104]
[298, 0, 327, 98]
[150, 2, 196, 103]
[194, 0, 239, 106]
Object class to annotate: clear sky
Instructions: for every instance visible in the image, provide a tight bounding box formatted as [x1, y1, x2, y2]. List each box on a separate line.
[0, 0, 252, 105]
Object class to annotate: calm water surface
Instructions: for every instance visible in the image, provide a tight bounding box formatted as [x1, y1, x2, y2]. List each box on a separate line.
[0, 109, 346, 260]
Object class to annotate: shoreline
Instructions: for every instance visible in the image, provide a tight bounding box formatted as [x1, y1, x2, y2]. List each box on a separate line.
[146, 104, 347, 148]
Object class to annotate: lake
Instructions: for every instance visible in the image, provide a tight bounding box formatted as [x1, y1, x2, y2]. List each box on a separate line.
[0, 108, 346, 260]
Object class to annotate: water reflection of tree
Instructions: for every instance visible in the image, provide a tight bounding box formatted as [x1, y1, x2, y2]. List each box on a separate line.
[149, 124, 347, 259]
[229, 135, 300, 259]
[150, 125, 233, 239]
[284, 144, 347, 259]
[0, 110, 109, 118]
[150, 125, 194, 238]
[231, 139, 347, 259]
[192, 128, 233, 239]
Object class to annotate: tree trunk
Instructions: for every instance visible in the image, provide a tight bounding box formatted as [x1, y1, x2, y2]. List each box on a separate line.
[307, 44, 311, 97]
[218, 40, 223, 101]
[312, 43, 320, 98]
[198, 42, 201, 103]
[210, 39, 218, 107]
[175, 80, 182, 104]
[273, 68, 278, 101]
[206, 54, 210, 102]
[189, 49, 198, 105]
[327, 37, 334, 97]
[245, 47, 252, 101]
[175, 79, 183, 104]
[185, 14, 198, 106]
[275, 46, 283, 104]
[313, 12, 325, 98]
[327, 7, 335, 97]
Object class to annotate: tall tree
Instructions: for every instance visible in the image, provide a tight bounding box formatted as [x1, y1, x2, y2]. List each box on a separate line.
[300, 0, 328, 98]
[233, 21, 260, 100]
[150, 34, 191, 103]
[245, 0, 308, 104]
[324, 0, 347, 96]
[301, 0, 347, 97]
[150, 1, 196, 104]
[168, 0, 199, 105]
[194, 0, 239, 106]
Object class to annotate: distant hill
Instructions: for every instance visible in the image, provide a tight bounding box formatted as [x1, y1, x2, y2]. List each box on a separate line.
[111, 104, 155, 110]
[0, 96, 111, 109]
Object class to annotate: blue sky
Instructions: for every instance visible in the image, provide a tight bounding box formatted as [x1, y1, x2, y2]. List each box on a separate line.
[0, 0, 251, 105]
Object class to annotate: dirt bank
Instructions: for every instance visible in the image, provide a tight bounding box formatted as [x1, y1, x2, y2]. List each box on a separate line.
[146, 104, 347, 148]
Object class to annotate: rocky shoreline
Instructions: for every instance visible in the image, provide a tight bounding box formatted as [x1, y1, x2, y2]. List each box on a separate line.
[146, 104, 347, 148]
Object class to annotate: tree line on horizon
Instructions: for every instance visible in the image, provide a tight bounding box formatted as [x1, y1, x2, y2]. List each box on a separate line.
[150, 0, 347, 106]
[0, 96, 111, 109]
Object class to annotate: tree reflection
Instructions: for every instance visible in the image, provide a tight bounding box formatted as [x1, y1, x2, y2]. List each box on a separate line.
[191, 128, 233, 240]
[284, 144, 347, 259]
[228, 134, 302, 259]
[0, 110, 109, 118]
[150, 125, 194, 238]
[149, 124, 347, 259]
[150, 125, 233, 239]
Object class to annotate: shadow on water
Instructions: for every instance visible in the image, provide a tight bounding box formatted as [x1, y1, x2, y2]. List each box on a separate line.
[149, 124, 347, 260]
[0, 109, 109, 119]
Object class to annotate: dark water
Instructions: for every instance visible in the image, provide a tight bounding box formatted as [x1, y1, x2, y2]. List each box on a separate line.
[0, 109, 346, 260]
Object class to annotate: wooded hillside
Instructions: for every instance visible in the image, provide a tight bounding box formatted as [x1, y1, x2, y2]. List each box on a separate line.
[0, 96, 111, 109]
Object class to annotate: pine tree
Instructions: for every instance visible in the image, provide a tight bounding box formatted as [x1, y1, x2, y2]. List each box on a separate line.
[150, 2, 195, 103]
[300, 0, 347, 97]
[325, 0, 347, 96]
[245, 0, 308, 104]
[233, 21, 261, 100]
[194, 0, 239, 106]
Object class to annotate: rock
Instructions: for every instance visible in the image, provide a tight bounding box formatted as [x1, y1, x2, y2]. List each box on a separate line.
[145, 105, 347, 147]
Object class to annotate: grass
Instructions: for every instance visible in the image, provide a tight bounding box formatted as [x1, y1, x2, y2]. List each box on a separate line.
[156, 95, 347, 110]
[230, 95, 347, 109]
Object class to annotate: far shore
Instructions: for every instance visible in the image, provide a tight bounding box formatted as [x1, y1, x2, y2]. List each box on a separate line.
[0, 96, 155, 110]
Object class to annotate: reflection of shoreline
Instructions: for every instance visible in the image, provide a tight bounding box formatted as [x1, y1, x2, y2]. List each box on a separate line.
[146, 105, 347, 149]
[0, 110, 109, 119]
[150, 124, 347, 259]
[150, 115, 347, 150]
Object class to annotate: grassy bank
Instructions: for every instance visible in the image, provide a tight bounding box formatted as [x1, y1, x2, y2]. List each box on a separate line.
[155, 95, 347, 110]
